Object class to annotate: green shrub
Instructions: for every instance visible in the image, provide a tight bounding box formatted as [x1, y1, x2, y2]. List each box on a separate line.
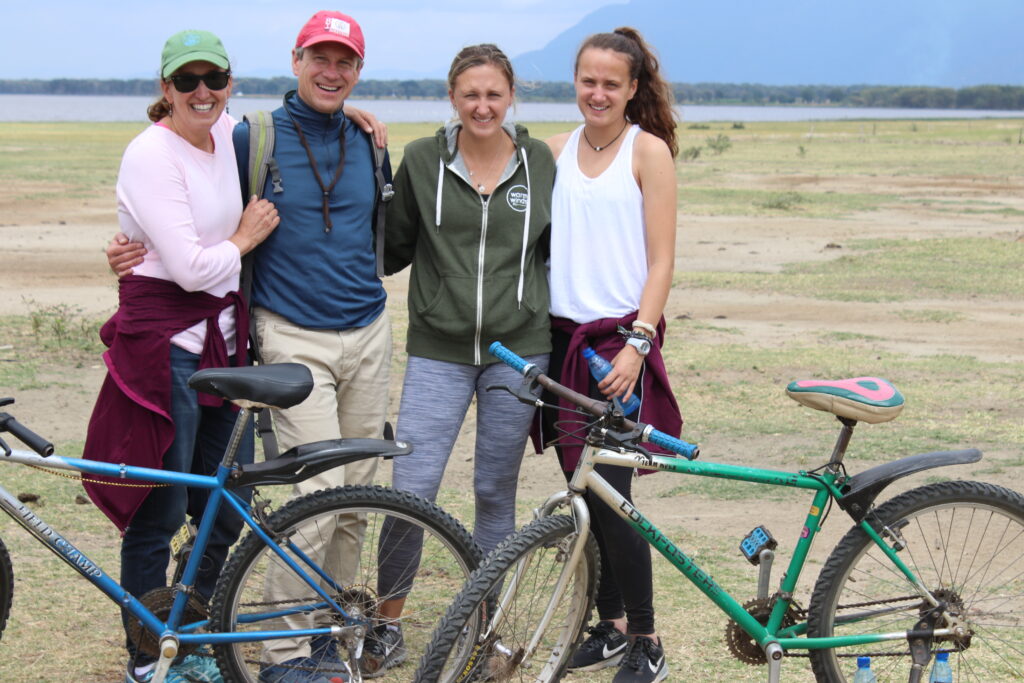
[706, 133, 732, 155]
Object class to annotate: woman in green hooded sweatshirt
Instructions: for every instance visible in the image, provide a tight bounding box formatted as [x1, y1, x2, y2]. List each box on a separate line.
[364, 44, 555, 677]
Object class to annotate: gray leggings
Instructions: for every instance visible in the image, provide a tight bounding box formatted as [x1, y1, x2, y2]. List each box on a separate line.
[378, 353, 548, 597]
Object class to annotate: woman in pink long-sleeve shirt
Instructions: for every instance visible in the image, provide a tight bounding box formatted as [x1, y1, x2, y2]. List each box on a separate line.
[82, 29, 279, 683]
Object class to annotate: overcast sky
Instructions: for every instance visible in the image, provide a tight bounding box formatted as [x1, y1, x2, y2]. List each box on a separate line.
[3, 1, 623, 80]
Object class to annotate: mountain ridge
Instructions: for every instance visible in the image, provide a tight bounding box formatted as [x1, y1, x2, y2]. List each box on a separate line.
[512, 0, 1024, 87]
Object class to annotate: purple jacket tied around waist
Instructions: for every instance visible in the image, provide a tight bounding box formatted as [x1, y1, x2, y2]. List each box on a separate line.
[539, 313, 683, 473]
[82, 275, 248, 531]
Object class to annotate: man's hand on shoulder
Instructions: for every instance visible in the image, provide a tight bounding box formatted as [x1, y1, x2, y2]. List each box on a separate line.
[344, 104, 388, 148]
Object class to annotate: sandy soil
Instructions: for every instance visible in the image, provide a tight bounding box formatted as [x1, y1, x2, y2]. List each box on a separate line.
[2, 169, 1023, 531]
[1, 168, 1022, 681]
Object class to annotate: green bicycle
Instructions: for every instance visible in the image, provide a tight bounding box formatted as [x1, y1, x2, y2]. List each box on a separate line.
[414, 341, 1024, 683]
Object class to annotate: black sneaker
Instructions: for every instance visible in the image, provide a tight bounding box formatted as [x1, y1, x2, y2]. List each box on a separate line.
[611, 635, 668, 683]
[359, 623, 407, 678]
[568, 620, 629, 671]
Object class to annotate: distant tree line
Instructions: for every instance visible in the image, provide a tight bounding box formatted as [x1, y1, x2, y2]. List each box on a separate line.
[2, 78, 1022, 110]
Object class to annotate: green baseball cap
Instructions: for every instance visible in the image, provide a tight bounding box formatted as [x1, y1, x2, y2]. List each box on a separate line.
[161, 30, 231, 78]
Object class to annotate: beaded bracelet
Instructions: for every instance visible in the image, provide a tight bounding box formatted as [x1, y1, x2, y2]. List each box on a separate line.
[631, 320, 657, 339]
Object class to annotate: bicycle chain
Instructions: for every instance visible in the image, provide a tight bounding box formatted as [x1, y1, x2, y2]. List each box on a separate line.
[726, 593, 932, 663]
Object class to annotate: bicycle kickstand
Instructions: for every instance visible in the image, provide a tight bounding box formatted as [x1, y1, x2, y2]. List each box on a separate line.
[905, 616, 935, 683]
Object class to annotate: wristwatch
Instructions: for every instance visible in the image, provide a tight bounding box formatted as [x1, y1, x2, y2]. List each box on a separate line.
[625, 336, 651, 357]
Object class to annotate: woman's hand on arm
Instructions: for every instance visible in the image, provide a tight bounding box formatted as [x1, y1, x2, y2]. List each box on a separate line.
[344, 104, 388, 148]
[106, 232, 147, 278]
[229, 196, 281, 256]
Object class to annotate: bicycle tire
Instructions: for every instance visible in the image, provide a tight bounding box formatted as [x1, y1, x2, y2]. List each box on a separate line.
[807, 480, 1024, 682]
[210, 485, 482, 683]
[0, 536, 12, 640]
[414, 514, 598, 683]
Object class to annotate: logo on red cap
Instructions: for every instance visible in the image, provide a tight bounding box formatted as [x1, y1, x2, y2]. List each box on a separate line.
[324, 17, 351, 37]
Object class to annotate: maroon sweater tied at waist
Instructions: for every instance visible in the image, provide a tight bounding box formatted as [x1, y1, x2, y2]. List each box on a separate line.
[82, 274, 248, 531]
[543, 313, 684, 473]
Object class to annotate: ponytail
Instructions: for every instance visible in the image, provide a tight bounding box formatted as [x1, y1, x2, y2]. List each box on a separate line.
[576, 27, 678, 158]
[147, 96, 172, 122]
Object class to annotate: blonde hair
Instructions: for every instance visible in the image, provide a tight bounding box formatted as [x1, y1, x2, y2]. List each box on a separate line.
[447, 44, 515, 91]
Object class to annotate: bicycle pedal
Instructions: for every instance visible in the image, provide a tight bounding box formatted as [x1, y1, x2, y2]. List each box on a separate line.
[170, 522, 196, 559]
[740, 525, 777, 565]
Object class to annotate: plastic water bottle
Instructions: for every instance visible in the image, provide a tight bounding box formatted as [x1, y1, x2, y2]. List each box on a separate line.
[929, 651, 953, 682]
[852, 656, 877, 683]
[582, 346, 640, 415]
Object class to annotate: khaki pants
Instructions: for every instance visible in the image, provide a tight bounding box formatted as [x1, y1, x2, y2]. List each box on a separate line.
[254, 307, 391, 664]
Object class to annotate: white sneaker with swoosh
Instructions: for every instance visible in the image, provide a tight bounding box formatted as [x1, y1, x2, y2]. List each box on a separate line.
[568, 620, 629, 671]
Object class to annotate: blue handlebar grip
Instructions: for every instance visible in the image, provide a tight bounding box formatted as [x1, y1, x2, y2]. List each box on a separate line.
[648, 429, 699, 460]
[489, 342, 529, 375]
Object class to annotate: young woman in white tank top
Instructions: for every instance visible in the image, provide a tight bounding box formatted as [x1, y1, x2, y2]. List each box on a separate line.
[542, 27, 681, 683]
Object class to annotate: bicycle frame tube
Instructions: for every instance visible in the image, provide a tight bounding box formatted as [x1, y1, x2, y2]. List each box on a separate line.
[520, 495, 591, 660]
[573, 446, 938, 652]
[0, 449, 359, 645]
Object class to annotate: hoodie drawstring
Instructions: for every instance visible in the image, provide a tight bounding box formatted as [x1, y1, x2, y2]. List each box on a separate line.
[434, 157, 445, 229]
[516, 147, 531, 308]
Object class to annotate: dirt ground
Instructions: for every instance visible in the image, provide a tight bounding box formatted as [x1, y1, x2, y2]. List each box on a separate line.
[1, 166, 1022, 680]
[2, 175, 1021, 441]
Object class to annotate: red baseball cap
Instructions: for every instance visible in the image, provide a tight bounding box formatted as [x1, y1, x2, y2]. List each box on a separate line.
[295, 10, 365, 59]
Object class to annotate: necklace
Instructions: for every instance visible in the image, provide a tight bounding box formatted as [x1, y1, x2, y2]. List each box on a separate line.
[166, 115, 213, 153]
[462, 133, 511, 194]
[582, 121, 629, 152]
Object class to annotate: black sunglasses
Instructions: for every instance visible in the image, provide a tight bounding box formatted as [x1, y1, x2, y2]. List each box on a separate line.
[168, 71, 231, 93]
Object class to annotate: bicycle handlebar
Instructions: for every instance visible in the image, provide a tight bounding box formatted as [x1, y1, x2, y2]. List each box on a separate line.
[488, 342, 699, 460]
[0, 410, 55, 457]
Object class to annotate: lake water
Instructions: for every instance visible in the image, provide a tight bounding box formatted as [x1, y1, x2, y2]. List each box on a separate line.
[1, 94, 1021, 123]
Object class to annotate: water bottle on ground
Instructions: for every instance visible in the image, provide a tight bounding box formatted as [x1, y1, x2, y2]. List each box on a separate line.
[582, 346, 640, 416]
[853, 655, 877, 683]
[929, 651, 953, 682]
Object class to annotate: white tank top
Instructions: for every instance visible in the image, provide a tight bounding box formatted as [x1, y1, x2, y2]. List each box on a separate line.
[548, 124, 647, 323]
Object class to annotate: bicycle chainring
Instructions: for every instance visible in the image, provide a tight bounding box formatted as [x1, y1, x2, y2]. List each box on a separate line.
[127, 587, 209, 657]
[725, 597, 799, 665]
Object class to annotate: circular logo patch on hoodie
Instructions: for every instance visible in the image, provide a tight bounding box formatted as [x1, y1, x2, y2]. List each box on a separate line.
[506, 185, 529, 213]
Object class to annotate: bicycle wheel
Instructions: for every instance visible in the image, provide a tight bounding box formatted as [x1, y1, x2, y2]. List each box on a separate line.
[414, 514, 598, 683]
[0, 536, 12, 640]
[807, 480, 1024, 682]
[210, 485, 482, 682]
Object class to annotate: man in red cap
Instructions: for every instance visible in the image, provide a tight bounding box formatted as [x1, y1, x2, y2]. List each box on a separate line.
[241, 10, 397, 683]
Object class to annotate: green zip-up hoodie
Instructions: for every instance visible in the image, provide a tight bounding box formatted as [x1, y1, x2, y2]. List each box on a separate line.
[384, 121, 555, 365]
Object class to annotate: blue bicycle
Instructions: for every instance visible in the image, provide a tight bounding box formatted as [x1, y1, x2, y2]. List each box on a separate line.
[0, 363, 483, 682]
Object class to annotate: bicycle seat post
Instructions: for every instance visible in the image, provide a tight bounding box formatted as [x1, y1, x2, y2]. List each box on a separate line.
[220, 407, 253, 469]
[827, 417, 857, 469]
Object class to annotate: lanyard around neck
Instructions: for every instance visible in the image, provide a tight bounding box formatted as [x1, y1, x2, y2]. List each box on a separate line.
[283, 91, 346, 233]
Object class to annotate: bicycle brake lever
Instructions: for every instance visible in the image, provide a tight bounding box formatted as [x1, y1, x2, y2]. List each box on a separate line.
[0, 435, 10, 458]
[602, 427, 652, 462]
[485, 379, 544, 408]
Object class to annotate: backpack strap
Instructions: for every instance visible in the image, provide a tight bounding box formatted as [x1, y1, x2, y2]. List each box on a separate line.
[371, 144, 394, 277]
[245, 111, 283, 197]
[237, 112, 283, 458]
